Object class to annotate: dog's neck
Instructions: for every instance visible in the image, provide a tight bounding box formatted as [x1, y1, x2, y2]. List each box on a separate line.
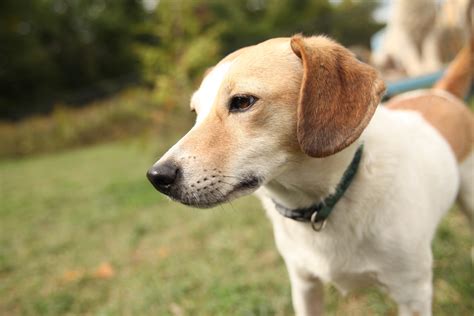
[262, 142, 362, 210]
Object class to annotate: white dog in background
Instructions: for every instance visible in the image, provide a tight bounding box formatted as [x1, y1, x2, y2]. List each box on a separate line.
[372, 0, 472, 77]
[147, 33, 473, 315]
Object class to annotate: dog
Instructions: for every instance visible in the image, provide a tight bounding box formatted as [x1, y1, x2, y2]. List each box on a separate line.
[372, 0, 472, 77]
[147, 35, 473, 315]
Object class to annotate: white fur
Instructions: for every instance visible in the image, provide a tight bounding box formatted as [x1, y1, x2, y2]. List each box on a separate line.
[458, 150, 474, 224]
[258, 106, 459, 316]
[191, 61, 233, 125]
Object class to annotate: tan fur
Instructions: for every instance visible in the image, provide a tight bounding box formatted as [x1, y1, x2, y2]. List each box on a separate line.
[433, 38, 473, 99]
[187, 38, 303, 171]
[214, 38, 303, 152]
[386, 92, 474, 162]
[190, 35, 387, 171]
[177, 116, 234, 172]
[290, 35, 386, 157]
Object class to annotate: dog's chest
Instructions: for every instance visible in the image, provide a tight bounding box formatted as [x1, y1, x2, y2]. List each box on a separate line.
[266, 208, 381, 293]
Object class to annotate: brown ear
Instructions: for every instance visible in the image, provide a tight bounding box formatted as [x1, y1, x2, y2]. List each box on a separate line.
[290, 35, 385, 157]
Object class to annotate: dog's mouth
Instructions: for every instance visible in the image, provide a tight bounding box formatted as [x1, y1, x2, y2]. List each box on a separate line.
[166, 174, 263, 208]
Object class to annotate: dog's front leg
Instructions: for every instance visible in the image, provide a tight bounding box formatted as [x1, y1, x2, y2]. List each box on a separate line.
[287, 265, 324, 316]
[387, 264, 433, 316]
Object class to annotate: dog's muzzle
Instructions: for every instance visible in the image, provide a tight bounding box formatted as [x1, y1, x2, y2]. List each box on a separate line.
[147, 160, 263, 208]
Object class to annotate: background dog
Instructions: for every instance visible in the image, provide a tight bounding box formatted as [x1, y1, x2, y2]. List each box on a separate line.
[372, 0, 472, 78]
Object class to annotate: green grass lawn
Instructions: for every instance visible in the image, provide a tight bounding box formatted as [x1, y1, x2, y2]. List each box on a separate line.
[0, 136, 472, 315]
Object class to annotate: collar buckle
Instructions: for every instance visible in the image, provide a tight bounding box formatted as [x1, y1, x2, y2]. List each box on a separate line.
[310, 211, 327, 232]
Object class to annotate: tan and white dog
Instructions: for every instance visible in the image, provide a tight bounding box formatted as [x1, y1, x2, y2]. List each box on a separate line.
[147, 35, 473, 315]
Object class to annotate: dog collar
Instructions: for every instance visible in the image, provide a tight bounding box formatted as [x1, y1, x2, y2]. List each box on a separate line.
[272, 144, 364, 231]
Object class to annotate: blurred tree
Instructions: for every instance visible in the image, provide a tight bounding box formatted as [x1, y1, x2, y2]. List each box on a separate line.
[0, 0, 145, 120]
[0, 0, 382, 120]
[330, 0, 381, 47]
[136, 0, 224, 110]
[136, 0, 381, 110]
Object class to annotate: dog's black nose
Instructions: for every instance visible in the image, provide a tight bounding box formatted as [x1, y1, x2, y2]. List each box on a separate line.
[147, 161, 180, 191]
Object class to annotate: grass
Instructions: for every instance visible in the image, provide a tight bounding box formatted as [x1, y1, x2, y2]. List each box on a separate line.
[0, 133, 472, 315]
[0, 87, 168, 159]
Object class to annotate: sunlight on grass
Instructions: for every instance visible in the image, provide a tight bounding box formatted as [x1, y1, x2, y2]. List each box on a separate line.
[0, 139, 472, 315]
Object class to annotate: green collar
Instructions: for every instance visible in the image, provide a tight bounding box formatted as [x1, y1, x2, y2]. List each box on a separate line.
[272, 144, 364, 231]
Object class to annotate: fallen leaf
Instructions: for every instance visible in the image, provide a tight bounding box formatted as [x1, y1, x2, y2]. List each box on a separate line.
[93, 262, 115, 279]
[158, 246, 169, 258]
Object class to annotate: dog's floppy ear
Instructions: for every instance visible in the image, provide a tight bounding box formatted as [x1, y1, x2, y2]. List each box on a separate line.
[290, 35, 385, 157]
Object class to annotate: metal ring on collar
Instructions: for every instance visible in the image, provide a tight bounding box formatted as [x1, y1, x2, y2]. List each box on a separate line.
[310, 211, 327, 232]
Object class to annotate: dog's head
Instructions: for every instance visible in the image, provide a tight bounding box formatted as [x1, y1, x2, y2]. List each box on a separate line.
[147, 35, 385, 207]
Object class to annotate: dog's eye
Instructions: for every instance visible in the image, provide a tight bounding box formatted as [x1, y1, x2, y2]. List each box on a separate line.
[229, 95, 258, 112]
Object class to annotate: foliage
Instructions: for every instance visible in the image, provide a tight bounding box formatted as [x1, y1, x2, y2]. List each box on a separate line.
[1, 0, 382, 120]
[0, 0, 145, 119]
[0, 88, 158, 158]
[136, 0, 382, 108]
[0, 0, 385, 156]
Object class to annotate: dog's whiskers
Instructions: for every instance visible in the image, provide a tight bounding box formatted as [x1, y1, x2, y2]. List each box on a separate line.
[190, 191, 200, 205]
[215, 187, 237, 212]
[218, 180, 237, 187]
[208, 190, 227, 212]
[219, 175, 247, 180]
